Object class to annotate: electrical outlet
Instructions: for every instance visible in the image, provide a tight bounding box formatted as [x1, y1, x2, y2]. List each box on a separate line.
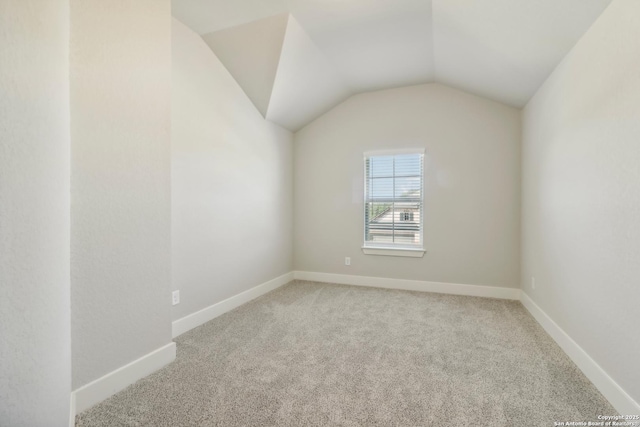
[531, 277, 536, 290]
[172, 290, 180, 305]
[345, 257, 351, 266]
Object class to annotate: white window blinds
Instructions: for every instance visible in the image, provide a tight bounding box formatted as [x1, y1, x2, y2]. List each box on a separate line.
[364, 150, 424, 249]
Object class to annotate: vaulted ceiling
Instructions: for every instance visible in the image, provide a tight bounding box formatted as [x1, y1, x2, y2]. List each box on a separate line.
[172, 0, 612, 131]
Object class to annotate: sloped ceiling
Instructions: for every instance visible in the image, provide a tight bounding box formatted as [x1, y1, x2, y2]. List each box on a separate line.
[265, 16, 351, 131]
[201, 14, 289, 118]
[173, 0, 613, 131]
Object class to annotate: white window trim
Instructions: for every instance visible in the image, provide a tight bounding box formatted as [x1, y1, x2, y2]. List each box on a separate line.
[363, 148, 426, 257]
[364, 148, 426, 156]
[361, 246, 426, 258]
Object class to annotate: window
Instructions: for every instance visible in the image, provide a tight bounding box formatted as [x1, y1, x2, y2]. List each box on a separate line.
[363, 149, 425, 257]
[400, 212, 414, 222]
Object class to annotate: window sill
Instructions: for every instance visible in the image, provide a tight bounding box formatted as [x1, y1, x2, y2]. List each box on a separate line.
[361, 246, 426, 258]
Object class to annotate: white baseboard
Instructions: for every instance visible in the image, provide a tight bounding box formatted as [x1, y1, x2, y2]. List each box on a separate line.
[521, 292, 639, 415]
[72, 342, 176, 416]
[293, 271, 521, 300]
[172, 272, 295, 338]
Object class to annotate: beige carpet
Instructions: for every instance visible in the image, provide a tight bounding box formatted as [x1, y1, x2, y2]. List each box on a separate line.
[76, 280, 615, 426]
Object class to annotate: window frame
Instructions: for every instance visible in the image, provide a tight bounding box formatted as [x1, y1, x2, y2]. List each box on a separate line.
[361, 148, 426, 258]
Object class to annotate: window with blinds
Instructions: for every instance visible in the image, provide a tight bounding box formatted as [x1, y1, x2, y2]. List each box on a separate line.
[364, 150, 424, 250]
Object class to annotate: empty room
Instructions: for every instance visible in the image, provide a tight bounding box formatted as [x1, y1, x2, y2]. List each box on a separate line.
[1, 0, 639, 426]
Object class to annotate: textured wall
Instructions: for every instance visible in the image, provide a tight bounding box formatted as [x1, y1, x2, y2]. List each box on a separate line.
[0, 1, 71, 425]
[171, 19, 293, 322]
[70, 0, 173, 389]
[294, 83, 521, 288]
[522, 0, 640, 404]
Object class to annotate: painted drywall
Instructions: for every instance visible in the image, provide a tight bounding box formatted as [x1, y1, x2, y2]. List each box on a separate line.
[294, 83, 521, 288]
[174, 0, 610, 117]
[70, 0, 173, 389]
[204, 13, 351, 132]
[266, 15, 351, 132]
[433, 0, 612, 107]
[202, 13, 289, 118]
[171, 19, 293, 322]
[522, 0, 640, 405]
[0, 1, 71, 425]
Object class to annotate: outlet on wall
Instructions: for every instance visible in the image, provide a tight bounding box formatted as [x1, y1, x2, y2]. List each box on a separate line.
[531, 277, 536, 290]
[172, 290, 180, 305]
[345, 257, 351, 266]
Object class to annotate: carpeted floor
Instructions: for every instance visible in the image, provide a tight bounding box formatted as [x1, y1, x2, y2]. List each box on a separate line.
[76, 280, 615, 426]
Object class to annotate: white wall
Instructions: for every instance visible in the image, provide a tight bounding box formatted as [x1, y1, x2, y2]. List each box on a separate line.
[294, 83, 521, 288]
[171, 19, 293, 322]
[70, 0, 173, 389]
[0, 1, 71, 425]
[522, 0, 640, 407]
